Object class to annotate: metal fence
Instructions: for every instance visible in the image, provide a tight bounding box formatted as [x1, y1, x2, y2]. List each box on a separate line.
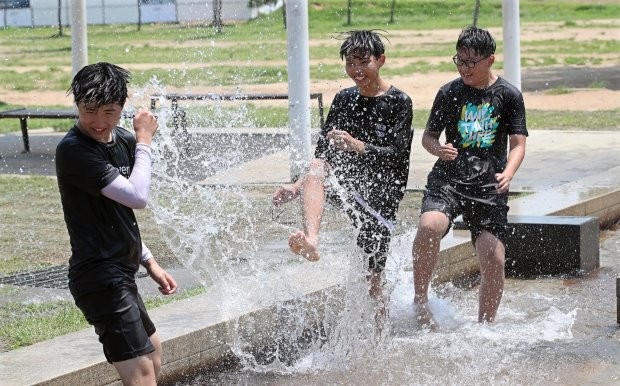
[0, 0, 283, 28]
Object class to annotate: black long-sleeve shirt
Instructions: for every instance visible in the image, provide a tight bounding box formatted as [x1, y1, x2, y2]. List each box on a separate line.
[315, 85, 414, 220]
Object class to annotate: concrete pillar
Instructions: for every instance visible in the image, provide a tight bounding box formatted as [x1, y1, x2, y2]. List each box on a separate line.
[502, 0, 521, 91]
[285, 0, 311, 181]
[71, 0, 88, 75]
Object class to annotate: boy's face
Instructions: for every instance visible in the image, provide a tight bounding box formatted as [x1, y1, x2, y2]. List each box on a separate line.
[345, 52, 385, 89]
[76, 102, 123, 143]
[454, 48, 494, 89]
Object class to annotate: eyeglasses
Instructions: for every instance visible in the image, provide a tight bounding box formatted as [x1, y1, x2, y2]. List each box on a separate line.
[452, 55, 489, 68]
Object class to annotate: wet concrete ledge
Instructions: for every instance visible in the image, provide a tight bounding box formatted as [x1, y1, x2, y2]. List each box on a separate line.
[432, 165, 620, 283]
[1, 169, 620, 385]
[0, 262, 347, 386]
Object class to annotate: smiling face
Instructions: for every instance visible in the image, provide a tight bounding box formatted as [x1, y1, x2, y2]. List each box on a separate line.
[76, 102, 123, 143]
[455, 48, 495, 89]
[345, 51, 385, 92]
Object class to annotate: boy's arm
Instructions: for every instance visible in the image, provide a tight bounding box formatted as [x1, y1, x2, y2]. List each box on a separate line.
[140, 241, 177, 295]
[363, 98, 413, 159]
[101, 109, 158, 208]
[422, 129, 458, 161]
[495, 134, 527, 193]
[101, 143, 152, 208]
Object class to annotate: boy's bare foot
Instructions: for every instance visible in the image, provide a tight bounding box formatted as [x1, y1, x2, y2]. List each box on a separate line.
[414, 302, 438, 330]
[374, 302, 388, 337]
[288, 230, 320, 261]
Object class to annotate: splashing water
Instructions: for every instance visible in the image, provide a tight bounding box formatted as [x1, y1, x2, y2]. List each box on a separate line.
[128, 80, 620, 384]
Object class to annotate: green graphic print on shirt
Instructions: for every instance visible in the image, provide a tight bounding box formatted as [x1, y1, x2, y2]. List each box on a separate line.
[457, 102, 499, 149]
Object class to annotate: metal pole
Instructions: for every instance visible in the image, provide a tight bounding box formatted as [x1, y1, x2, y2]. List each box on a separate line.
[285, 0, 311, 181]
[71, 0, 88, 75]
[617, 277, 620, 324]
[502, 0, 522, 91]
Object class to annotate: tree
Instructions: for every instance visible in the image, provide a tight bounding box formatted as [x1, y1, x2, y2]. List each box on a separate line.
[212, 0, 222, 33]
[346, 0, 352, 25]
[473, 0, 481, 26]
[389, 0, 396, 23]
[51, 0, 63, 37]
[137, 0, 142, 31]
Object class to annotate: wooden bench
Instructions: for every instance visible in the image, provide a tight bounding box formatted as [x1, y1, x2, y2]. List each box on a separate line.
[0, 108, 77, 153]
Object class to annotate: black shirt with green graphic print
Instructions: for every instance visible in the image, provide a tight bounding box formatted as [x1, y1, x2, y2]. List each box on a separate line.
[426, 76, 528, 189]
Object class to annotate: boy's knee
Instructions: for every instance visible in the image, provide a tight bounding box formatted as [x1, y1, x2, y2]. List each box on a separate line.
[306, 158, 328, 179]
[417, 214, 449, 238]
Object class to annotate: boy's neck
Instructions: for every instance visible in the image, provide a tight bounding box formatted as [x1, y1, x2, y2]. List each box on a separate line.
[358, 79, 390, 97]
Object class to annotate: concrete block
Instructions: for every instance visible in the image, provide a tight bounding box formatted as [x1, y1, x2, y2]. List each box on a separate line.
[455, 215, 599, 277]
[503, 215, 599, 277]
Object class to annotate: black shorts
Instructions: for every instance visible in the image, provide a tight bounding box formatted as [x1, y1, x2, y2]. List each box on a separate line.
[325, 177, 395, 272]
[73, 281, 156, 363]
[421, 178, 509, 244]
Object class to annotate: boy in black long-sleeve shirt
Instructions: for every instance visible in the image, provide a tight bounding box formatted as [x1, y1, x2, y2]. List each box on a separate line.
[273, 30, 414, 331]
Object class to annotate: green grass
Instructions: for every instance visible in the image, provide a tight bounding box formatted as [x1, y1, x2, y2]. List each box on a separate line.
[527, 109, 620, 130]
[174, 105, 620, 131]
[0, 285, 206, 350]
[0, 103, 616, 136]
[0, 1, 617, 95]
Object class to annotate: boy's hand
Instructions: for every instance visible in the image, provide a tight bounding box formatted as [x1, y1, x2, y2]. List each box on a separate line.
[273, 185, 299, 206]
[327, 129, 365, 154]
[133, 108, 158, 145]
[143, 258, 178, 295]
[495, 172, 513, 193]
[437, 143, 458, 161]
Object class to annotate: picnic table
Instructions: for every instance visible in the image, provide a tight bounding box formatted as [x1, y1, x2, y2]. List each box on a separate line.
[0, 108, 77, 153]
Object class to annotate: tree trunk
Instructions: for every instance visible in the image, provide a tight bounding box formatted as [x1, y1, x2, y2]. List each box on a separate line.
[57, 0, 63, 36]
[347, 0, 352, 25]
[137, 0, 142, 31]
[213, 0, 222, 33]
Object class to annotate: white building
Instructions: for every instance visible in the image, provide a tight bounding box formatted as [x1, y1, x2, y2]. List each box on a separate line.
[0, 0, 283, 28]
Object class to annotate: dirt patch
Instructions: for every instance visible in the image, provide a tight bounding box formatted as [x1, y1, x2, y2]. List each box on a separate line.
[3, 70, 619, 112]
[1, 22, 619, 111]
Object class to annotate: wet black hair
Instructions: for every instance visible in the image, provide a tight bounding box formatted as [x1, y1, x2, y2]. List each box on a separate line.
[336, 30, 389, 60]
[456, 26, 496, 58]
[68, 62, 130, 107]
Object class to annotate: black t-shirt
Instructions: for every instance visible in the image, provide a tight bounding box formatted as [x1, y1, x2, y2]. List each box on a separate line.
[56, 125, 141, 297]
[315, 85, 414, 220]
[426, 77, 528, 189]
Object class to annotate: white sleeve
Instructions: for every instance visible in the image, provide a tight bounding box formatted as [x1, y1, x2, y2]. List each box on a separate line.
[141, 241, 153, 265]
[101, 143, 153, 209]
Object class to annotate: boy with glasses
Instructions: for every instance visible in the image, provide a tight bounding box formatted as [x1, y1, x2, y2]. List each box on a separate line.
[412, 26, 528, 325]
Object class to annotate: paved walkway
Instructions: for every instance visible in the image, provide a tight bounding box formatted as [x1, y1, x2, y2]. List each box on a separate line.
[2, 128, 620, 193]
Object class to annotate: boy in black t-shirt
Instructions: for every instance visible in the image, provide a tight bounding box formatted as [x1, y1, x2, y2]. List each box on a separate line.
[413, 27, 528, 325]
[273, 30, 414, 330]
[56, 62, 177, 384]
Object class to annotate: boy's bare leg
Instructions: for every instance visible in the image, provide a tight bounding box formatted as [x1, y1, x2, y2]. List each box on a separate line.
[368, 270, 387, 335]
[475, 230, 505, 323]
[412, 211, 450, 327]
[288, 159, 326, 261]
[112, 332, 162, 385]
